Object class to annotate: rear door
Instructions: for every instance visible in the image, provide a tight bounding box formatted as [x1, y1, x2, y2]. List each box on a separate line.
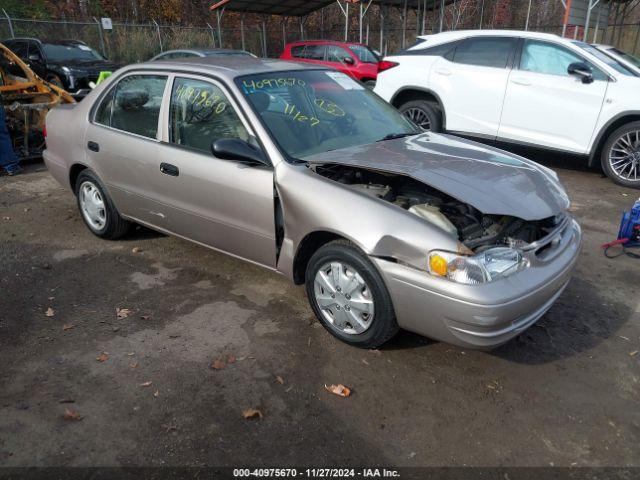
[84, 72, 170, 226]
[498, 39, 608, 153]
[430, 36, 517, 136]
[156, 75, 276, 268]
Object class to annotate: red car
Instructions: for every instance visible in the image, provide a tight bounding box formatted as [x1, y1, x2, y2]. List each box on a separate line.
[280, 40, 390, 87]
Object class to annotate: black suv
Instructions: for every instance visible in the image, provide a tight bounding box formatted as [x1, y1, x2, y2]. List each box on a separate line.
[2, 38, 119, 98]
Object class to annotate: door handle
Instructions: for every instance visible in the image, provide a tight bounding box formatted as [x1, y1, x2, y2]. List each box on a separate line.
[511, 78, 532, 86]
[87, 141, 100, 152]
[435, 68, 451, 76]
[160, 162, 179, 177]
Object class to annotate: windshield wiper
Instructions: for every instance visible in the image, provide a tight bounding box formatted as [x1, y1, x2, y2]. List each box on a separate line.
[376, 132, 419, 142]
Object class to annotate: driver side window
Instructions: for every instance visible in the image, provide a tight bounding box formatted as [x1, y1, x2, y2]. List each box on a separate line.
[520, 40, 606, 80]
[169, 77, 249, 153]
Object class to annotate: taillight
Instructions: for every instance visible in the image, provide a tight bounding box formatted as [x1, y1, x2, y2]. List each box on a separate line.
[378, 60, 399, 72]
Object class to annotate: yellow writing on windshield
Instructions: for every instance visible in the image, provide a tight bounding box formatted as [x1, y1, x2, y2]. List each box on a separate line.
[314, 98, 345, 117]
[284, 101, 320, 127]
[243, 77, 306, 90]
[174, 84, 227, 114]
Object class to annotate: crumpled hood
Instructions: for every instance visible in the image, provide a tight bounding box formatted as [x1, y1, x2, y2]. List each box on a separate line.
[305, 132, 570, 220]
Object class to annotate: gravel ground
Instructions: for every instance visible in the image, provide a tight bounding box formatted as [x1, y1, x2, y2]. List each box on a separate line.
[0, 157, 638, 468]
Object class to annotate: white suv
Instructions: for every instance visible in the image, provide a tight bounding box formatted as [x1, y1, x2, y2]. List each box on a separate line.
[374, 30, 640, 188]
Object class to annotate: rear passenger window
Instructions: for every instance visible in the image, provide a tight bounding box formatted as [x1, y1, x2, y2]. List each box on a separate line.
[453, 37, 516, 68]
[304, 45, 326, 60]
[169, 77, 249, 153]
[290, 45, 305, 58]
[98, 75, 167, 139]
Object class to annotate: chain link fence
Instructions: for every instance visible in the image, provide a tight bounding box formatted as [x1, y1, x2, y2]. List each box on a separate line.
[0, 11, 638, 63]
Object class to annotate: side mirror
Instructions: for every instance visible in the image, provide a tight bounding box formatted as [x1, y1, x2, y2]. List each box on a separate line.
[27, 53, 41, 63]
[211, 138, 269, 166]
[343, 56, 355, 65]
[568, 61, 594, 84]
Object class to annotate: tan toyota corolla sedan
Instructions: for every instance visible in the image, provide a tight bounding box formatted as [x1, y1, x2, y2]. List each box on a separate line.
[43, 57, 582, 349]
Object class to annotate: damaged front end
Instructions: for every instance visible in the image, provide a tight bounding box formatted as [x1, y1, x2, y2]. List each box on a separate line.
[312, 163, 568, 284]
[0, 43, 75, 161]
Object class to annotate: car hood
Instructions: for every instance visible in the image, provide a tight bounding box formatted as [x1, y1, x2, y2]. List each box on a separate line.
[305, 133, 570, 220]
[49, 59, 120, 73]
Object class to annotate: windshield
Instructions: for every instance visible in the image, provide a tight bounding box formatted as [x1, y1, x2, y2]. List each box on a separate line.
[348, 45, 379, 63]
[237, 70, 419, 159]
[574, 41, 637, 76]
[609, 47, 640, 68]
[42, 43, 105, 62]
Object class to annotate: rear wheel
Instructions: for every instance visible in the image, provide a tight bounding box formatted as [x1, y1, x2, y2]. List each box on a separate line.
[75, 170, 131, 239]
[601, 121, 640, 188]
[399, 99, 442, 132]
[305, 240, 399, 348]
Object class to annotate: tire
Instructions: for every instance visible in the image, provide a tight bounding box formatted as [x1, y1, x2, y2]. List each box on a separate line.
[305, 240, 399, 348]
[363, 79, 376, 89]
[75, 169, 131, 239]
[601, 121, 640, 188]
[398, 99, 442, 132]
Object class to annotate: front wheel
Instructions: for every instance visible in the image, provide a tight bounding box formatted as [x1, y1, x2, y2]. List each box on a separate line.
[305, 240, 399, 348]
[399, 99, 442, 132]
[601, 121, 640, 188]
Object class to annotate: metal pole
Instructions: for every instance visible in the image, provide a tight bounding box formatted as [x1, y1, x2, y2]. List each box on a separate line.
[360, 2, 364, 43]
[262, 18, 267, 58]
[216, 8, 223, 48]
[379, 4, 385, 53]
[320, 7, 324, 39]
[416, 3, 421, 38]
[282, 19, 287, 49]
[479, 0, 485, 29]
[300, 16, 304, 40]
[525, 0, 532, 30]
[592, 2, 602, 43]
[3, 9, 14, 38]
[206, 22, 216, 47]
[152, 19, 163, 52]
[93, 17, 106, 57]
[583, 0, 597, 41]
[366, 17, 370, 43]
[439, 0, 445, 32]
[345, 1, 349, 42]
[422, 0, 427, 34]
[402, 0, 408, 48]
[240, 15, 245, 51]
[562, 0, 573, 37]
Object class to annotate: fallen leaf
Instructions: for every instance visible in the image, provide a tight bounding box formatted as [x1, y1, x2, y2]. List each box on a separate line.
[211, 358, 225, 370]
[140, 315, 151, 320]
[361, 358, 370, 365]
[275, 375, 284, 385]
[62, 408, 83, 421]
[369, 349, 381, 355]
[45, 307, 55, 317]
[48, 296, 55, 301]
[153, 390, 159, 397]
[131, 247, 143, 253]
[226, 354, 236, 364]
[242, 408, 263, 419]
[127, 352, 135, 356]
[2, 216, 10, 221]
[129, 362, 139, 369]
[139, 381, 153, 387]
[325, 384, 351, 397]
[116, 307, 132, 319]
[62, 324, 75, 331]
[96, 353, 109, 363]
[630, 351, 638, 357]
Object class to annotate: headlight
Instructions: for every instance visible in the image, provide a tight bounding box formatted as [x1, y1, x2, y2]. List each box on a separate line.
[428, 247, 529, 285]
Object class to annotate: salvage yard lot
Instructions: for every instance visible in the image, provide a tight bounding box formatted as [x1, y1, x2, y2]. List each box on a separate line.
[1, 157, 639, 467]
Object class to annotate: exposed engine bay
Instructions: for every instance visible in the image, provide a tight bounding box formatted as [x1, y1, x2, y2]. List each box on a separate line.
[313, 164, 561, 252]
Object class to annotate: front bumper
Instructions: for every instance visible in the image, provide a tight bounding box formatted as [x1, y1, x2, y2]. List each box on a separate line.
[373, 217, 582, 349]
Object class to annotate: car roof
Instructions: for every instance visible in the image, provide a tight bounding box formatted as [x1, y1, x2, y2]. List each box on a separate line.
[131, 56, 320, 79]
[156, 48, 252, 56]
[286, 39, 368, 47]
[413, 29, 564, 47]
[5, 38, 87, 46]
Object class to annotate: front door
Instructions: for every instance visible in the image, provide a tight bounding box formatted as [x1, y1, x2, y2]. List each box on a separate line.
[498, 39, 608, 153]
[156, 75, 276, 268]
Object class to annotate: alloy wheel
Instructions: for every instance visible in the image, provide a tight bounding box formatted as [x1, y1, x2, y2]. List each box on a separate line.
[313, 261, 375, 335]
[404, 107, 432, 131]
[609, 130, 640, 182]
